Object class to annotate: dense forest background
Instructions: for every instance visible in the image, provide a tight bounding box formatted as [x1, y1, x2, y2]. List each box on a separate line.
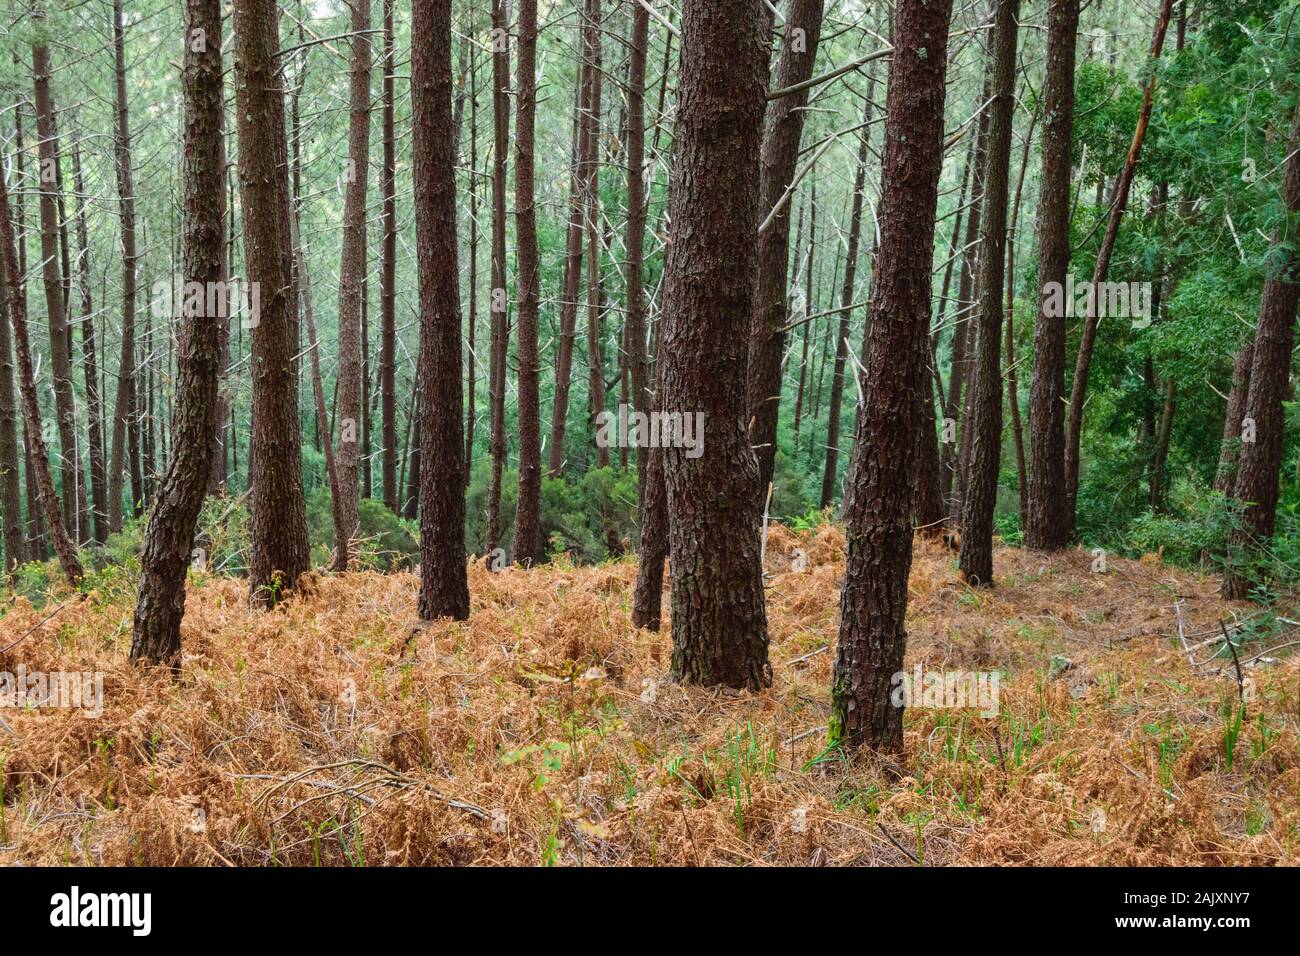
[1, 0, 1297, 591]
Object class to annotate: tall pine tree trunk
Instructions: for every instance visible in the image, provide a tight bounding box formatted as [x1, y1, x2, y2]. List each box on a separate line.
[659, 0, 770, 689]
[832, 0, 953, 752]
[1221, 104, 1300, 600]
[332, 0, 373, 569]
[958, 0, 1020, 586]
[1025, 0, 1078, 550]
[413, 0, 470, 620]
[131, 0, 225, 663]
[747, 0, 826, 499]
[233, 0, 310, 607]
[512, 0, 545, 565]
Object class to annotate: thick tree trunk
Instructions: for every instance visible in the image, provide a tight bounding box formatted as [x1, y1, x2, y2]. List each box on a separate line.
[0, 163, 83, 586]
[832, 0, 953, 753]
[131, 0, 225, 664]
[1064, 0, 1175, 531]
[747, 0, 826, 500]
[332, 0, 373, 570]
[1025, 0, 1079, 550]
[1221, 105, 1300, 599]
[659, 0, 770, 690]
[958, 0, 1019, 587]
[413, 0, 470, 620]
[233, 0, 311, 607]
[108, 0, 140, 534]
[512, 0, 545, 565]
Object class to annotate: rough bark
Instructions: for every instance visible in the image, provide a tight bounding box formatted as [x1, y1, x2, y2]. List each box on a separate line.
[108, 0, 140, 533]
[1213, 338, 1254, 494]
[625, 1, 650, 483]
[958, 0, 1019, 587]
[380, 0, 398, 511]
[585, 0, 608, 469]
[512, 0, 545, 565]
[233, 0, 311, 607]
[131, 0, 224, 664]
[659, 0, 770, 689]
[30, 34, 83, 538]
[0, 156, 83, 586]
[69, 138, 107, 544]
[1221, 105, 1300, 600]
[484, 0, 510, 560]
[413, 0, 470, 619]
[1024, 0, 1078, 550]
[332, 0, 373, 569]
[747, 0, 826, 499]
[0, 210, 25, 571]
[832, 0, 953, 753]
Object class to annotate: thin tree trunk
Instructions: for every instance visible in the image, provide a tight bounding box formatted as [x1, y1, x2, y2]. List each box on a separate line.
[30, 33, 83, 538]
[820, 81, 871, 510]
[512, 0, 545, 565]
[625, 0, 650, 486]
[484, 0, 510, 561]
[1004, 103, 1039, 528]
[958, 0, 1019, 586]
[747, 0, 827, 499]
[109, 0, 140, 533]
[0, 207, 25, 571]
[69, 136, 107, 544]
[1064, 0, 1175, 531]
[331, 0, 373, 570]
[585, 0, 608, 468]
[131, 0, 225, 664]
[548, 64, 590, 477]
[380, 0, 399, 511]
[0, 161, 83, 586]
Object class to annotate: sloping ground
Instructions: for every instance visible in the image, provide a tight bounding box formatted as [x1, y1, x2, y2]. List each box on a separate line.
[0, 527, 1296, 866]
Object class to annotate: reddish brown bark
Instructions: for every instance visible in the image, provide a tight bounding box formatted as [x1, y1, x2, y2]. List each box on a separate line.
[659, 0, 770, 689]
[413, 0, 470, 619]
[131, 0, 225, 664]
[233, 0, 311, 607]
[832, 0, 954, 752]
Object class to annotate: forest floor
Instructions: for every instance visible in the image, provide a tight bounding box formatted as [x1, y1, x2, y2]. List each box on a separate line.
[1, 526, 1297, 866]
